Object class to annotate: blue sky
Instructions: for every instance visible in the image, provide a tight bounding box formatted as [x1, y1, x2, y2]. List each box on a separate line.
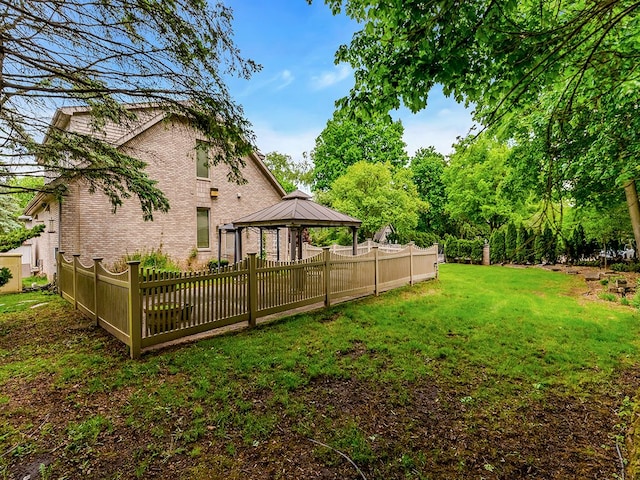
[224, 1, 474, 163]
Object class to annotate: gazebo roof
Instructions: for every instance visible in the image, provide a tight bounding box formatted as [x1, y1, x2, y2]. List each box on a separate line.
[231, 189, 361, 228]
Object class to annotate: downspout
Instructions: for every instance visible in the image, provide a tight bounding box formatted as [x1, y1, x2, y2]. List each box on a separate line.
[217, 227, 222, 272]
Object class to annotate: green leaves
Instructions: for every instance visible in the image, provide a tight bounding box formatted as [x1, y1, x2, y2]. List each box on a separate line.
[311, 113, 409, 191]
[328, 161, 426, 239]
[443, 135, 519, 235]
[324, 0, 640, 216]
[2, 0, 259, 218]
[263, 152, 312, 194]
[0, 224, 46, 253]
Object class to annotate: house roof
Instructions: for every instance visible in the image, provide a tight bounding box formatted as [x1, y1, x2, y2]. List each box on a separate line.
[231, 190, 362, 229]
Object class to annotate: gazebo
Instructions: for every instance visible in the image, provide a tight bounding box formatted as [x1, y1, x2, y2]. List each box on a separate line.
[220, 190, 362, 263]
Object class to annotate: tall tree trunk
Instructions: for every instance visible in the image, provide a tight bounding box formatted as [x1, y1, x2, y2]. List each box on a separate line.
[624, 179, 640, 258]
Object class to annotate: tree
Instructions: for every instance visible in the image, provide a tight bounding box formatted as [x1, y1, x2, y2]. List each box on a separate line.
[0, 194, 20, 234]
[311, 112, 409, 191]
[319, 0, 640, 252]
[329, 161, 426, 240]
[571, 224, 587, 263]
[0, 176, 45, 234]
[490, 228, 506, 264]
[505, 223, 518, 263]
[443, 135, 520, 237]
[410, 147, 450, 238]
[1, 0, 260, 220]
[579, 202, 633, 258]
[0, 224, 45, 252]
[542, 225, 558, 264]
[515, 225, 528, 264]
[263, 152, 312, 194]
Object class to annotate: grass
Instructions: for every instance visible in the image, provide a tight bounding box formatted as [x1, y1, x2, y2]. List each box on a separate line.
[1, 264, 639, 479]
[21, 275, 49, 289]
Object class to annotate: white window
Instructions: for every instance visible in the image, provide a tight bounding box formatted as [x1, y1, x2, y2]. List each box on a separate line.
[197, 208, 210, 249]
[196, 140, 209, 179]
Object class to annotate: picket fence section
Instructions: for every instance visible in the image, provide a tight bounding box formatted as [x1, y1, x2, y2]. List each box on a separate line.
[302, 240, 404, 258]
[57, 244, 438, 358]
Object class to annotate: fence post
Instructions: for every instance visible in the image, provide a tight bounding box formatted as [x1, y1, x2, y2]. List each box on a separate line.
[92, 257, 103, 326]
[57, 251, 64, 298]
[127, 260, 142, 359]
[248, 253, 258, 327]
[373, 246, 379, 296]
[482, 241, 490, 266]
[323, 247, 331, 307]
[409, 243, 414, 285]
[72, 254, 80, 309]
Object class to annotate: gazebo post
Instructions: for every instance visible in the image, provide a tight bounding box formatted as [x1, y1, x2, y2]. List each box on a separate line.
[235, 227, 243, 263]
[259, 227, 263, 259]
[276, 228, 280, 261]
[351, 226, 358, 255]
[290, 229, 296, 261]
[297, 227, 303, 260]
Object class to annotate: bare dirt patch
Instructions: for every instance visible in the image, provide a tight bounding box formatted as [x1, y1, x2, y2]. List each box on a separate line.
[540, 264, 638, 304]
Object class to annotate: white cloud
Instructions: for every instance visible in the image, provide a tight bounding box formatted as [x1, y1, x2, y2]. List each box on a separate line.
[251, 122, 320, 164]
[401, 110, 475, 156]
[275, 70, 294, 90]
[310, 64, 352, 90]
[235, 69, 295, 97]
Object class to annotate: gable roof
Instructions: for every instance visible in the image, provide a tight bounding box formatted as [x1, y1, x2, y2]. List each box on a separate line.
[45, 102, 164, 147]
[232, 189, 361, 228]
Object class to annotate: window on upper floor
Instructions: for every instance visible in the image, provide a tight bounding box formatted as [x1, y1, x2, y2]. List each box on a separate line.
[197, 208, 210, 249]
[196, 140, 209, 179]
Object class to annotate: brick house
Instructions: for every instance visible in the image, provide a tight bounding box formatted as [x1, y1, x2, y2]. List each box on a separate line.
[23, 104, 286, 279]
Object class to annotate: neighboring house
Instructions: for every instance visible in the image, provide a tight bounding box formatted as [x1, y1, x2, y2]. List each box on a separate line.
[373, 225, 395, 244]
[24, 103, 286, 279]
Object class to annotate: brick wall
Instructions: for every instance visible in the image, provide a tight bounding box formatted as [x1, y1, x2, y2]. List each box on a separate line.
[53, 116, 285, 271]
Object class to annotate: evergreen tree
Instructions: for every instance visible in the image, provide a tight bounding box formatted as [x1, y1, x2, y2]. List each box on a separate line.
[543, 225, 558, 264]
[515, 225, 528, 264]
[572, 224, 587, 262]
[505, 223, 518, 263]
[490, 229, 506, 264]
[534, 231, 544, 264]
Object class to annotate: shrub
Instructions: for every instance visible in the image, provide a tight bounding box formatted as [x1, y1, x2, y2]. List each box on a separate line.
[598, 292, 617, 302]
[445, 238, 484, 264]
[575, 260, 600, 267]
[611, 263, 640, 273]
[207, 259, 230, 271]
[112, 248, 180, 273]
[0, 267, 12, 287]
[410, 231, 440, 248]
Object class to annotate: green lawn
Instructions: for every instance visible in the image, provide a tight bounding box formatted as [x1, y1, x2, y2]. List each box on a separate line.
[1, 264, 639, 479]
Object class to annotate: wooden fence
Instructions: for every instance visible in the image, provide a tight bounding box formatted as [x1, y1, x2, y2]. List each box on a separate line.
[57, 244, 438, 358]
[302, 239, 404, 258]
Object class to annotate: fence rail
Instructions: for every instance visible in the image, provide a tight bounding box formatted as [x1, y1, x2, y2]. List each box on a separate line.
[57, 244, 438, 358]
